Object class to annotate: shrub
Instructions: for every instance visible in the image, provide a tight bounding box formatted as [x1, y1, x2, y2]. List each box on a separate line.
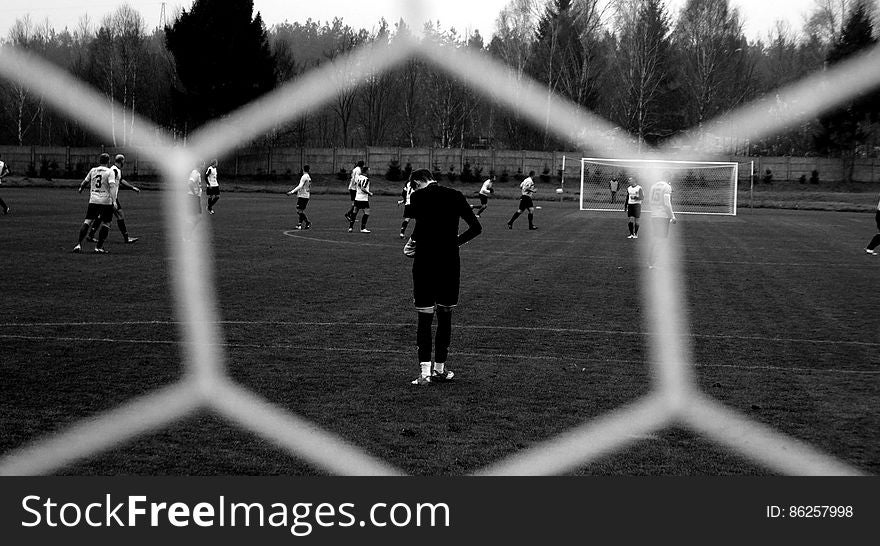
[539, 167, 551, 184]
[461, 162, 478, 183]
[386, 159, 403, 182]
[447, 164, 457, 182]
[810, 170, 820, 184]
[337, 168, 349, 181]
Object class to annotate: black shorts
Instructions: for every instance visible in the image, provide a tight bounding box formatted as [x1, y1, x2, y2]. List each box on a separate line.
[296, 197, 309, 210]
[518, 195, 534, 210]
[85, 203, 114, 223]
[192, 195, 202, 215]
[478, 195, 489, 205]
[413, 256, 460, 309]
[354, 200, 369, 210]
[206, 186, 220, 196]
[403, 204, 415, 218]
[627, 204, 641, 218]
[349, 189, 357, 201]
[652, 217, 672, 238]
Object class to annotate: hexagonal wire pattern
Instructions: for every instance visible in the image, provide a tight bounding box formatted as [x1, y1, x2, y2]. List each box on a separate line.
[1, 1, 877, 476]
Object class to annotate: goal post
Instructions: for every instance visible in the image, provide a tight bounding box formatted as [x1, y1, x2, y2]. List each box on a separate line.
[579, 157, 739, 215]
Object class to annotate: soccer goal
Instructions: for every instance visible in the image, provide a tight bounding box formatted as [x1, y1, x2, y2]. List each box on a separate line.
[579, 157, 738, 215]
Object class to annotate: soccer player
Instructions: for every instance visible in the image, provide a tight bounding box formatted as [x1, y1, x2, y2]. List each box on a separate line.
[349, 166, 372, 233]
[609, 174, 620, 204]
[507, 170, 538, 230]
[85, 154, 140, 244]
[398, 177, 418, 238]
[0, 154, 10, 214]
[73, 153, 118, 253]
[344, 160, 365, 222]
[185, 162, 204, 237]
[286, 165, 312, 230]
[471, 174, 495, 217]
[647, 178, 677, 269]
[205, 159, 220, 214]
[403, 168, 482, 385]
[864, 192, 880, 255]
[624, 176, 643, 238]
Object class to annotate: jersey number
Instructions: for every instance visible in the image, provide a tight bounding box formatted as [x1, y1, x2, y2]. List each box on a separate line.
[93, 174, 103, 189]
[650, 187, 663, 205]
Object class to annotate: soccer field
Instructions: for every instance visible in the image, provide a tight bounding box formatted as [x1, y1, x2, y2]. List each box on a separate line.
[0, 186, 877, 475]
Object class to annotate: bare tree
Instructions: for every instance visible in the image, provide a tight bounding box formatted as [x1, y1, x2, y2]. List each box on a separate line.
[4, 16, 47, 146]
[324, 19, 367, 147]
[358, 20, 395, 146]
[612, 0, 672, 148]
[489, 0, 540, 147]
[674, 0, 754, 131]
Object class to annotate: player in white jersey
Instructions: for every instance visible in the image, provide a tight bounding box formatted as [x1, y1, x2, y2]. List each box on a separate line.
[86, 154, 140, 244]
[185, 162, 204, 237]
[507, 170, 538, 230]
[471, 174, 495, 217]
[647, 178, 676, 269]
[0, 154, 10, 214]
[398, 177, 418, 238]
[344, 160, 365, 222]
[349, 166, 373, 233]
[205, 159, 220, 214]
[286, 165, 312, 230]
[73, 153, 118, 253]
[624, 177, 644, 238]
[864, 192, 880, 255]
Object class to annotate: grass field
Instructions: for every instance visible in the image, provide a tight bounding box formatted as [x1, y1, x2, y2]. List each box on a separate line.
[0, 184, 877, 475]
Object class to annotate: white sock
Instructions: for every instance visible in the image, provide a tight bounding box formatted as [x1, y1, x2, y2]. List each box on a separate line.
[420, 362, 432, 377]
[434, 362, 445, 373]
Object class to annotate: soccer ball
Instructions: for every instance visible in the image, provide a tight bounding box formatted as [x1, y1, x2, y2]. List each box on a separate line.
[555, 188, 563, 194]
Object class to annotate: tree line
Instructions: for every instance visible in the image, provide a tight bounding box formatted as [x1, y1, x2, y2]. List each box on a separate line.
[1, 0, 878, 159]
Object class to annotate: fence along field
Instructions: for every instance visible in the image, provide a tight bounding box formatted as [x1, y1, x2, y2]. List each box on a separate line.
[1, 8, 879, 475]
[3, 144, 880, 184]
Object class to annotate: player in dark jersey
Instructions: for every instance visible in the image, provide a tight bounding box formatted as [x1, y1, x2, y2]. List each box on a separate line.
[404, 169, 482, 385]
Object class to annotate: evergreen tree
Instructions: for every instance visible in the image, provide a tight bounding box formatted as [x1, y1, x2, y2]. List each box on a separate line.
[814, 0, 878, 176]
[165, 0, 276, 132]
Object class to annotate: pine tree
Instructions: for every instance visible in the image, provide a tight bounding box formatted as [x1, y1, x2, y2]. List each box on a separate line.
[165, 0, 276, 132]
[814, 0, 878, 179]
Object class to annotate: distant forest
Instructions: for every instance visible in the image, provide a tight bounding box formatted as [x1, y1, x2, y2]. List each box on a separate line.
[1, 0, 878, 158]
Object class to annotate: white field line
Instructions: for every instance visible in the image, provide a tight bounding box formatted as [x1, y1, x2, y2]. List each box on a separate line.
[0, 381, 202, 476]
[281, 231, 878, 267]
[3, 334, 877, 375]
[2, 321, 877, 347]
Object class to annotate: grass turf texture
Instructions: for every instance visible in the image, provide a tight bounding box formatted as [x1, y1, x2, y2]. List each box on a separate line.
[0, 185, 877, 475]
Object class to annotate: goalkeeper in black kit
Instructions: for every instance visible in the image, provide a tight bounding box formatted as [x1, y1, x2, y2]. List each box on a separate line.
[403, 169, 482, 386]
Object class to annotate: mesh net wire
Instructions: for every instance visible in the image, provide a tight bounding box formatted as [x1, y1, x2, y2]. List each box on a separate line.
[0, 1, 877, 476]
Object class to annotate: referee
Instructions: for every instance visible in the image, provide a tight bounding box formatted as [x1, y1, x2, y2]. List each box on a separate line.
[404, 169, 482, 386]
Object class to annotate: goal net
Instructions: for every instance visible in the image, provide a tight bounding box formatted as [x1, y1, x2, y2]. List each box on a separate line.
[579, 158, 738, 215]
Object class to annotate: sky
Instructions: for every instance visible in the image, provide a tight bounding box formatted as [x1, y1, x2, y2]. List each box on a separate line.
[0, 0, 823, 42]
